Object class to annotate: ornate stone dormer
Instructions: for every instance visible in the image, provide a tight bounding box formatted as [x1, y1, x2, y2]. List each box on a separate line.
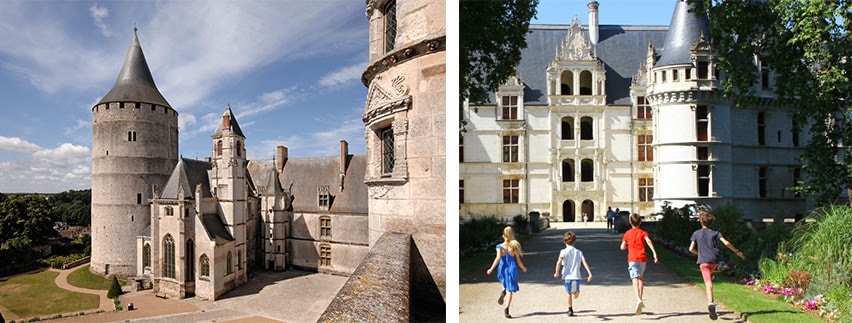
[495, 75, 525, 122]
[546, 18, 606, 106]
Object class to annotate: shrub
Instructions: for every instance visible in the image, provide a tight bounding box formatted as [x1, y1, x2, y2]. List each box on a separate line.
[459, 216, 508, 256]
[653, 202, 700, 246]
[759, 257, 793, 287]
[512, 214, 529, 234]
[106, 276, 122, 299]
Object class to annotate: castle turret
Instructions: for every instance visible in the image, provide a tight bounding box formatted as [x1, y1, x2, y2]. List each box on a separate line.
[91, 28, 179, 277]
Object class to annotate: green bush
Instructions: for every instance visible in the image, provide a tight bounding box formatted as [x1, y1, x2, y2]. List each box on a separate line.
[653, 202, 700, 246]
[106, 276, 122, 299]
[459, 216, 508, 256]
[512, 214, 529, 234]
[789, 207, 852, 307]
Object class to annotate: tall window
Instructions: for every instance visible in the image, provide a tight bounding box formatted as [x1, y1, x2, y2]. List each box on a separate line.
[127, 131, 137, 142]
[581, 159, 594, 182]
[137, 193, 142, 204]
[759, 167, 767, 198]
[459, 180, 464, 204]
[320, 216, 332, 239]
[697, 61, 709, 79]
[186, 239, 195, 281]
[227, 251, 233, 275]
[502, 179, 519, 203]
[381, 127, 395, 175]
[638, 135, 653, 161]
[561, 159, 575, 182]
[383, 0, 397, 53]
[200, 254, 210, 277]
[792, 119, 800, 147]
[638, 177, 654, 202]
[697, 147, 709, 160]
[502, 135, 519, 162]
[501, 96, 518, 120]
[580, 117, 593, 140]
[459, 134, 464, 163]
[165, 206, 174, 216]
[757, 112, 766, 146]
[318, 185, 330, 210]
[697, 165, 710, 197]
[561, 117, 574, 140]
[636, 96, 651, 119]
[163, 235, 175, 279]
[696, 106, 708, 141]
[217, 140, 223, 156]
[320, 244, 332, 267]
[236, 141, 242, 157]
[143, 243, 151, 269]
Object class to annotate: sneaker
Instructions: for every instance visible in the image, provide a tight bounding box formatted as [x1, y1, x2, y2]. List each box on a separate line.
[567, 309, 575, 316]
[635, 300, 644, 316]
[498, 290, 506, 305]
[504, 307, 512, 318]
[708, 303, 717, 320]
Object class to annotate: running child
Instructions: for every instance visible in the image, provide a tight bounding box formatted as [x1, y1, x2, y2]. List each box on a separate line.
[486, 226, 528, 318]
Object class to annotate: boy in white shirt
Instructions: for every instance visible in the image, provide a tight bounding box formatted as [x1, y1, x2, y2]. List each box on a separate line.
[554, 231, 593, 316]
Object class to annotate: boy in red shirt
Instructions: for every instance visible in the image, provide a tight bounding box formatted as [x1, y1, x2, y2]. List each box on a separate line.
[620, 213, 658, 316]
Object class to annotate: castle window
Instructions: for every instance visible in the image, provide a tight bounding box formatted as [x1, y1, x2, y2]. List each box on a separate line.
[459, 180, 464, 204]
[757, 112, 766, 146]
[383, 0, 397, 53]
[581, 158, 594, 182]
[135, 102, 140, 109]
[502, 135, 519, 162]
[661, 70, 667, 82]
[186, 239, 195, 281]
[502, 179, 519, 203]
[501, 96, 518, 120]
[217, 141, 223, 156]
[697, 165, 710, 197]
[227, 251, 233, 275]
[236, 141, 242, 157]
[318, 185, 330, 210]
[579, 71, 592, 95]
[672, 69, 679, 81]
[638, 135, 653, 161]
[561, 117, 574, 140]
[127, 131, 137, 142]
[320, 216, 332, 240]
[560, 70, 574, 95]
[697, 61, 709, 80]
[163, 235, 175, 279]
[636, 96, 651, 119]
[561, 159, 575, 182]
[759, 167, 767, 198]
[792, 119, 800, 147]
[143, 243, 151, 269]
[237, 250, 242, 270]
[686, 68, 692, 80]
[137, 193, 142, 204]
[381, 127, 395, 175]
[320, 244, 332, 267]
[696, 106, 708, 141]
[697, 147, 709, 160]
[580, 117, 593, 140]
[459, 134, 464, 163]
[200, 254, 210, 277]
[165, 206, 174, 216]
[639, 177, 654, 202]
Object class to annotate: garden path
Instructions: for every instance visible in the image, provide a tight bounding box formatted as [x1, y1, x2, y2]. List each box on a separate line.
[51, 266, 114, 312]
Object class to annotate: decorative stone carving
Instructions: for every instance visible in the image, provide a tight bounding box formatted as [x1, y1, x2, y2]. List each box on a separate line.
[361, 35, 445, 86]
[557, 18, 595, 61]
[363, 77, 412, 124]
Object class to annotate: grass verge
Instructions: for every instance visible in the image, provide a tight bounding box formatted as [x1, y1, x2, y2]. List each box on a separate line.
[460, 233, 533, 278]
[0, 269, 99, 320]
[66, 264, 113, 290]
[656, 246, 823, 323]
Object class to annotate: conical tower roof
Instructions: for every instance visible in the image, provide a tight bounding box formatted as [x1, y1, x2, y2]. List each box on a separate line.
[97, 28, 171, 108]
[655, 0, 710, 67]
[212, 104, 245, 138]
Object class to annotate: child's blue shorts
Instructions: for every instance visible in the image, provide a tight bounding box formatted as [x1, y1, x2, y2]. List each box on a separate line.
[563, 279, 581, 294]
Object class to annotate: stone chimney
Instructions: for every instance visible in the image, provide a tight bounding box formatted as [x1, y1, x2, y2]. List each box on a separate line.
[223, 114, 230, 129]
[277, 146, 288, 173]
[339, 140, 348, 192]
[588, 1, 599, 45]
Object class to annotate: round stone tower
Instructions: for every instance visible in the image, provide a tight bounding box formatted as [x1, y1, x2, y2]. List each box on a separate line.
[91, 29, 178, 277]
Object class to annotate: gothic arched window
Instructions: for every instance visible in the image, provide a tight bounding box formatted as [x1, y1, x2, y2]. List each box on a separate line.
[217, 141, 223, 156]
[163, 235, 175, 279]
[200, 254, 210, 277]
[143, 243, 151, 269]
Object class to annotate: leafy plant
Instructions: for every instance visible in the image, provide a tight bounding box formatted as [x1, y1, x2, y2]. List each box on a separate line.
[511, 214, 529, 234]
[106, 276, 122, 299]
[459, 216, 508, 256]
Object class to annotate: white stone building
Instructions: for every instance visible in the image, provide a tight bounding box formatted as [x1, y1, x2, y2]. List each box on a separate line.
[460, 0, 811, 222]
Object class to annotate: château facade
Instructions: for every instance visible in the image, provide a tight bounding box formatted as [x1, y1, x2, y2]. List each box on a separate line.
[460, 0, 811, 223]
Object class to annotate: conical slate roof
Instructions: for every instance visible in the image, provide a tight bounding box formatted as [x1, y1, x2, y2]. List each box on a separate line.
[97, 29, 171, 108]
[159, 158, 212, 200]
[212, 105, 245, 138]
[655, 0, 710, 67]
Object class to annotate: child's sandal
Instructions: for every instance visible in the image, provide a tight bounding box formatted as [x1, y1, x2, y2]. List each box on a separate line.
[504, 307, 511, 318]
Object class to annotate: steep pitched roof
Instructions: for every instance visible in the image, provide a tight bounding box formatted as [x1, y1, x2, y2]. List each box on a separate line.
[98, 29, 171, 108]
[246, 160, 283, 196]
[159, 158, 212, 199]
[212, 105, 245, 138]
[655, 0, 710, 67]
[200, 214, 234, 245]
[511, 24, 668, 106]
[279, 154, 368, 214]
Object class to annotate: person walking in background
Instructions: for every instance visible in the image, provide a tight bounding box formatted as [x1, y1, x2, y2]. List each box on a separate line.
[582, 212, 589, 225]
[613, 208, 621, 233]
[620, 213, 658, 316]
[689, 210, 746, 320]
[605, 207, 615, 233]
[554, 231, 593, 317]
[486, 226, 528, 318]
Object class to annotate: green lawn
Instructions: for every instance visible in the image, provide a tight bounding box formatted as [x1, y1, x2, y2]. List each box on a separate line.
[0, 269, 99, 320]
[460, 233, 533, 278]
[66, 264, 113, 290]
[656, 246, 824, 323]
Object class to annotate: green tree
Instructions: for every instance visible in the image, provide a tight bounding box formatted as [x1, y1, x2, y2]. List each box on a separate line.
[692, 0, 852, 205]
[0, 194, 59, 249]
[460, 0, 538, 105]
[107, 276, 122, 299]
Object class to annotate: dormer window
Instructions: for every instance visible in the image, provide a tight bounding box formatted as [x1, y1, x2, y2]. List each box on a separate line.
[318, 185, 330, 211]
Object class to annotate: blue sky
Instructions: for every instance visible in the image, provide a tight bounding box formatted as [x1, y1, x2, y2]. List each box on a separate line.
[532, 0, 677, 25]
[0, 1, 368, 193]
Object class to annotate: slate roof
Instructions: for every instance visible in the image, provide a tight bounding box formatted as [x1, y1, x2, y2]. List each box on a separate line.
[200, 213, 235, 245]
[159, 158, 213, 200]
[512, 24, 668, 106]
[212, 105, 245, 138]
[246, 160, 283, 196]
[98, 30, 171, 108]
[279, 154, 368, 214]
[655, 0, 710, 67]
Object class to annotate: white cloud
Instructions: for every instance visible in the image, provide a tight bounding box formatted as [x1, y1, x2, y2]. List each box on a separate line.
[317, 62, 366, 87]
[0, 142, 91, 193]
[179, 113, 197, 132]
[64, 119, 91, 137]
[0, 136, 42, 153]
[239, 87, 297, 118]
[89, 4, 113, 37]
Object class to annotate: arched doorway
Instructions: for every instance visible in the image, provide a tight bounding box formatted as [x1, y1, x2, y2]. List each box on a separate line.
[582, 200, 595, 222]
[563, 200, 576, 222]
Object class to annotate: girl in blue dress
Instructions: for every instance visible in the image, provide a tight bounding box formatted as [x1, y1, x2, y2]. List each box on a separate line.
[486, 226, 528, 318]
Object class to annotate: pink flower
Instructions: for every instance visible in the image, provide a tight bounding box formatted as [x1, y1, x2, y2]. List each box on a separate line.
[746, 279, 755, 286]
[805, 299, 819, 310]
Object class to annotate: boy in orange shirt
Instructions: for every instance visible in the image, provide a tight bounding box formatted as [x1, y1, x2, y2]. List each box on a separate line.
[620, 213, 658, 316]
